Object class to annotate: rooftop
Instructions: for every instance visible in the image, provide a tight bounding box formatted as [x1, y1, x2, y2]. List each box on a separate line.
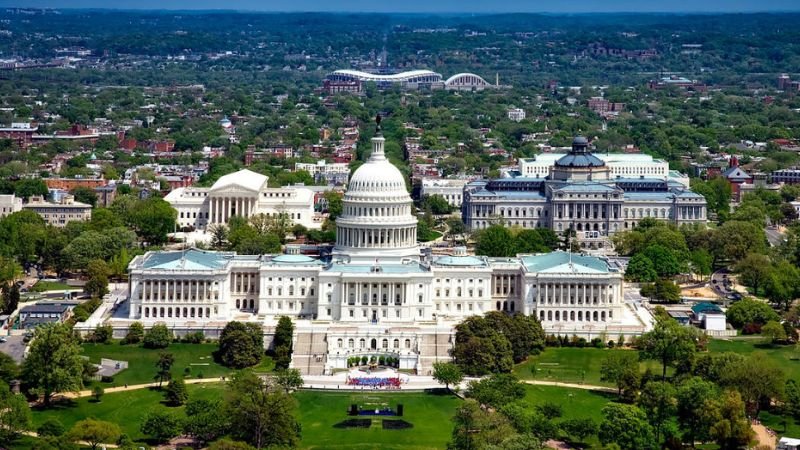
[521, 252, 610, 274]
[139, 249, 234, 270]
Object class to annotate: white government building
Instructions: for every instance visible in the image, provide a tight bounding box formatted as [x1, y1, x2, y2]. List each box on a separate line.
[164, 169, 320, 230]
[122, 131, 649, 375]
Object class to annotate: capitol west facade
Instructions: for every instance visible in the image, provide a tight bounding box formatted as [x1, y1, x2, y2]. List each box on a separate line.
[124, 132, 650, 375]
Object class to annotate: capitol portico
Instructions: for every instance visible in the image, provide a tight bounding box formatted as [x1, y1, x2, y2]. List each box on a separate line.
[120, 128, 652, 375]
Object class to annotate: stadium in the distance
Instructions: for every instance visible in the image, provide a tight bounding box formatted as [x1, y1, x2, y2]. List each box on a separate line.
[322, 69, 500, 93]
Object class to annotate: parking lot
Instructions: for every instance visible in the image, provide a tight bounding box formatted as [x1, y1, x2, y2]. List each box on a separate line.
[0, 335, 27, 364]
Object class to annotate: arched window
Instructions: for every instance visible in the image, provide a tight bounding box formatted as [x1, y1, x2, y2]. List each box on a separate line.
[404, 339, 411, 349]
[393, 339, 399, 349]
[359, 338, 365, 349]
[337, 338, 343, 348]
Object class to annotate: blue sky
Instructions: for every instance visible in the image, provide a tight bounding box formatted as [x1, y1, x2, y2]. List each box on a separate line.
[3, 0, 799, 13]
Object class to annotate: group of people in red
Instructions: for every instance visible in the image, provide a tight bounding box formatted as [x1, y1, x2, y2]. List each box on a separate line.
[346, 376, 402, 389]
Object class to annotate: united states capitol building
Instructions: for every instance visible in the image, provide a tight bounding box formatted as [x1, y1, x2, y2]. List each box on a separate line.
[119, 131, 651, 375]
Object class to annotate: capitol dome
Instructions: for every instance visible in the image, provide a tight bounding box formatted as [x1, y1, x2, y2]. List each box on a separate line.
[347, 142, 408, 198]
[333, 132, 419, 264]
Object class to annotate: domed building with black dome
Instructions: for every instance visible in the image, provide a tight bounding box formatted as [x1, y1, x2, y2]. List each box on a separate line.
[463, 136, 707, 250]
[119, 132, 655, 375]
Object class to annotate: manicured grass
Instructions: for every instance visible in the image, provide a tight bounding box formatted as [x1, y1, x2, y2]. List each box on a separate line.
[30, 280, 75, 292]
[32, 383, 224, 442]
[514, 347, 666, 386]
[707, 338, 800, 383]
[80, 341, 266, 386]
[521, 384, 614, 423]
[295, 390, 460, 450]
[31, 387, 461, 450]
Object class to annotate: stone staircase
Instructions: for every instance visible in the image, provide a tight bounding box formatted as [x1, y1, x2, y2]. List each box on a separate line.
[292, 329, 328, 375]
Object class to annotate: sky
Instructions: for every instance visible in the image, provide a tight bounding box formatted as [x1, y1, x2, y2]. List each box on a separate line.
[3, 0, 799, 13]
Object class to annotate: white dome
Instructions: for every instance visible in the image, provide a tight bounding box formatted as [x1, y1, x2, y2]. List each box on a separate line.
[347, 137, 407, 197]
[332, 133, 419, 264]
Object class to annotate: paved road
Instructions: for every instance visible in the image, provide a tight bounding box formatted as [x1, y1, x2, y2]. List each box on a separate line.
[709, 269, 737, 300]
[765, 227, 785, 247]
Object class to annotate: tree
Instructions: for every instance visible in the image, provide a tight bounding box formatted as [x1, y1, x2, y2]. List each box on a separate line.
[218, 321, 263, 369]
[154, 352, 174, 388]
[67, 419, 121, 450]
[420, 194, 452, 215]
[624, 253, 657, 282]
[643, 245, 683, 278]
[225, 370, 300, 449]
[638, 316, 700, 379]
[165, 377, 188, 406]
[37, 418, 65, 438]
[735, 253, 772, 295]
[273, 316, 293, 370]
[640, 279, 681, 304]
[453, 316, 514, 375]
[91, 385, 104, 403]
[725, 298, 780, 329]
[560, 418, 597, 444]
[69, 186, 98, 207]
[89, 324, 112, 344]
[475, 225, 516, 257]
[711, 220, 767, 264]
[141, 409, 182, 444]
[84, 259, 110, 298]
[600, 352, 641, 401]
[598, 404, 656, 450]
[720, 353, 786, 417]
[433, 362, 463, 393]
[184, 398, 228, 443]
[638, 381, 677, 444]
[21, 323, 83, 406]
[0, 352, 18, 384]
[484, 312, 545, 363]
[448, 399, 516, 450]
[706, 390, 754, 450]
[143, 324, 172, 349]
[0, 381, 31, 445]
[274, 368, 303, 394]
[762, 320, 788, 343]
[677, 377, 719, 446]
[128, 197, 177, 245]
[467, 373, 526, 409]
[0, 282, 19, 315]
[13, 178, 48, 200]
[123, 321, 144, 344]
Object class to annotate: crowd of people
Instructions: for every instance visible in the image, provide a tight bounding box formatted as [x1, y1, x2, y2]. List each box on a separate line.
[346, 376, 403, 389]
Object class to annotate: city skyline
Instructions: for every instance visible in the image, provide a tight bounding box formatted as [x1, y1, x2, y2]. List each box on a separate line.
[4, 0, 800, 13]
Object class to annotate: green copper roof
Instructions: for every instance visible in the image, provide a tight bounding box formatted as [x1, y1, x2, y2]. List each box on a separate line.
[521, 252, 609, 274]
[141, 249, 233, 270]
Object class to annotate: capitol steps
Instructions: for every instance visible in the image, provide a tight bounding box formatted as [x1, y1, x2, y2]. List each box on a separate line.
[292, 330, 328, 375]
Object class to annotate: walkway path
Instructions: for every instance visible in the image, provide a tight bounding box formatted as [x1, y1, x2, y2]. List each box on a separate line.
[752, 422, 777, 450]
[522, 379, 616, 393]
[57, 373, 616, 398]
[59, 377, 223, 399]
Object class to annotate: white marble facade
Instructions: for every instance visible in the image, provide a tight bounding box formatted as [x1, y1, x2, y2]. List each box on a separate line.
[127, 132, 635, 374]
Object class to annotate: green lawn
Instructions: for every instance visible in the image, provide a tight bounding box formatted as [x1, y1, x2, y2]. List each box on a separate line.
[707, 338, 800, 382]
[29, 380, 618, 450]
[32, 383, 224, 442]
[514, 347, 666, 386]
[80, 341, 274, 386]
[295, 390, 460, 450]
[30, 281, 75, 292]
